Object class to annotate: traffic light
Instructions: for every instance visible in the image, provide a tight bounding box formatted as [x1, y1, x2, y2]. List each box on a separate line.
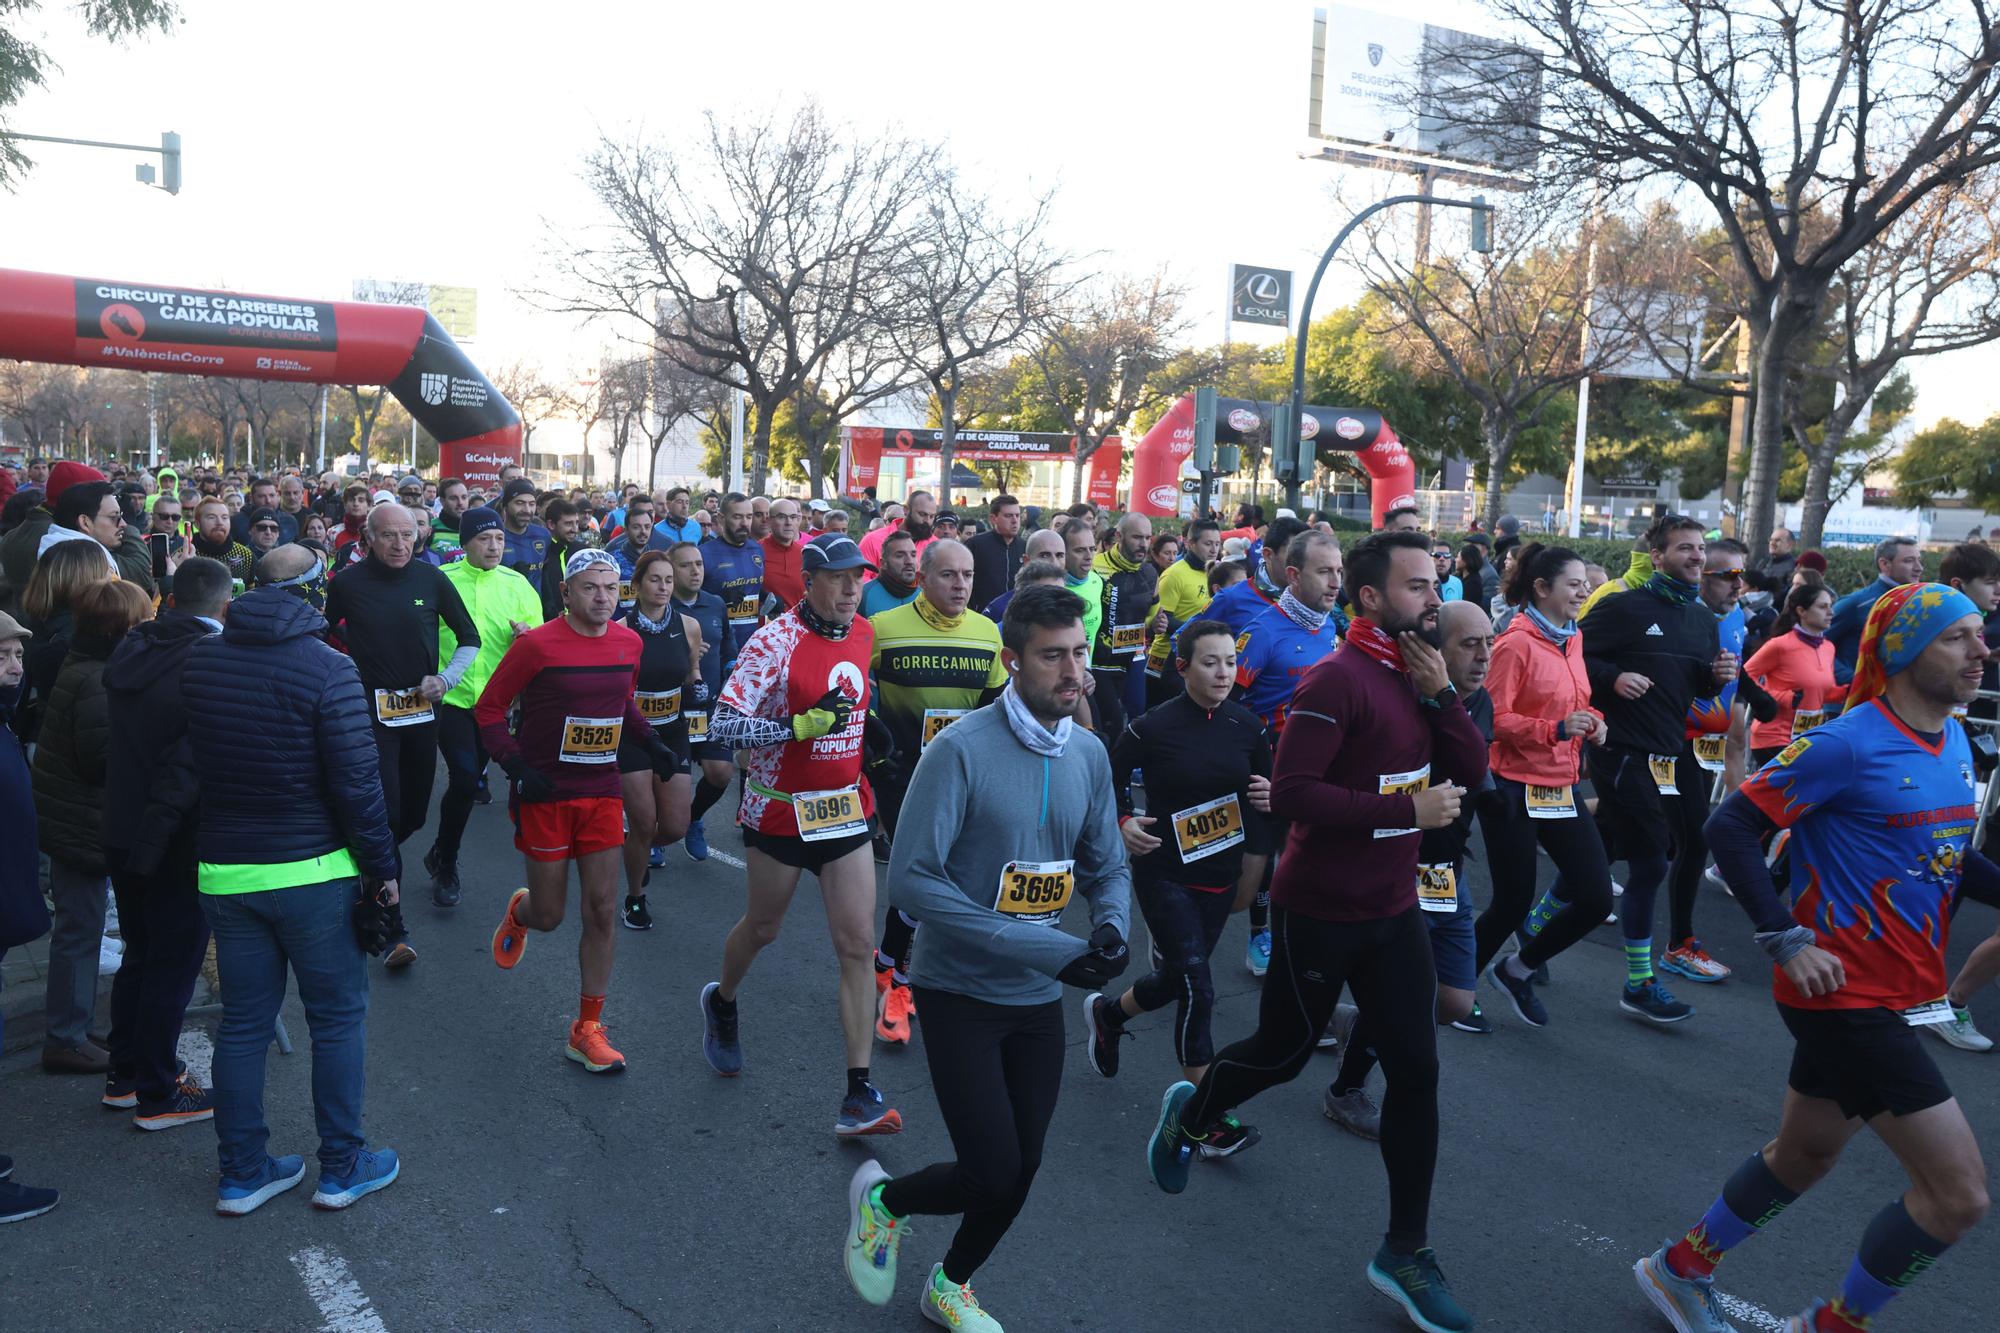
[1191, 386, 1217, 471]
[1270, 403, 1299, 483]
[1216, 444, 1241, 475]
[160, 131, 182, 195]
[1470, 195, 1491, 254]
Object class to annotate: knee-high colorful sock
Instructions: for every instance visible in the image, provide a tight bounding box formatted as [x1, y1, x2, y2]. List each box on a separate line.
[1521, 887, 1565, 939]
[1619, 852, 1669, 985]
[1815, 1200, 1953, 1331]
[1667, 1151, 1802, 1279]
[1625, 939, 1654, 986]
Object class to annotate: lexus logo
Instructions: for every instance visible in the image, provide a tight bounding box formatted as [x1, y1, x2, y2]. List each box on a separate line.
[1246, 272, 1282, 304]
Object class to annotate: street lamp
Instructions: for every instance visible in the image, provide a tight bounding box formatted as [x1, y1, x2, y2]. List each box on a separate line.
[0, 129, 180, 193]
[1283, 193, 1494, 510]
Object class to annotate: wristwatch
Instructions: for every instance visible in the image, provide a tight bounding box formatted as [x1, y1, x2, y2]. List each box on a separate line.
[1420, 682, 1458, 710]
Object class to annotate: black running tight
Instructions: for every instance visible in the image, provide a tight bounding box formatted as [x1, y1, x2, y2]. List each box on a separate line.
[1185, 905, 1439, 1252]
[1474, 777, 1614, 975]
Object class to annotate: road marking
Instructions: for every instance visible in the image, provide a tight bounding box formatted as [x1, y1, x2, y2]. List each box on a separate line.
[177, 1026, 213, 1085]
[1563, 1221, 1784, 1330]
[290, 1245, 389, 1333]
[707, 849, 746, 868]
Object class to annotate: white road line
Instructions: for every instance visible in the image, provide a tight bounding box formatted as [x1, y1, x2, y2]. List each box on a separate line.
[706, 849, 747, 868]
[290, 1245, 390, 1333]
[177, 1026, 213, 1085]
[1564, 1221, 1785, 1330]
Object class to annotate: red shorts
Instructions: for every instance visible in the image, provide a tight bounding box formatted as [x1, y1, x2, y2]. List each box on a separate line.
[514, 797, 624, 862]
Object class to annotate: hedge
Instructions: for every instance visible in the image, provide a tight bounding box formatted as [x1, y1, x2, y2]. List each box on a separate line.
[1436, 534, 1940, 596]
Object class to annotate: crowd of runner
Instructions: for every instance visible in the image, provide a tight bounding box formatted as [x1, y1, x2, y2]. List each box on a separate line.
[0, 452, 1996, 1333]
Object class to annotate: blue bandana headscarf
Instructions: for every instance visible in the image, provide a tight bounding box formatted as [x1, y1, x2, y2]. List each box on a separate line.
[1848, 582, 1980, 707]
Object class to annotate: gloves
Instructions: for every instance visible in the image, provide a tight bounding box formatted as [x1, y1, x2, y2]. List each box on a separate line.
[792, 689, 854, 742]
[1056, 924, 1131, 988]
[502, 756, 555, 802]
[352, 881, 402, 956]
[1089, 922, 1129, 963]
[648, 738, 683, 781]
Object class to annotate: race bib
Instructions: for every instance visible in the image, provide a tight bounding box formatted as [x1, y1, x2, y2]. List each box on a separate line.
[687, 711, 710, 743]
[1171, 794, 1245, 863]
[1416, 863, 1458, 913]
[373, 687, 434, 728]
[636, 689, 682, 726]
[1693, 733, 1727, 774]
[1375, 764, 1430, 839]
[1898, 998, 1955, 1027]
[1791, 707, 1826, 737]
[993, 858, 1075, 925]
[559, 715, 622, 764]
[1109, 622, 1147, 655]
[618, 580, 634, 605]
[921, 708, 971, 748]
[793, 785, 866, 842]
[727, 596, 758, 625]
[1648, 754, 1680, 796]
[1525, 783, 1576, 819]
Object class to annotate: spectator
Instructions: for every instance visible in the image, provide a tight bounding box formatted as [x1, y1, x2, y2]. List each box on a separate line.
[180, 544, 403, 1215]
[39, 479, 124, 579]
[1457, 543, 1494, 611]
[1829, 535, 1925, 684]
[652, 486, 703, 548]
[1748, 525, 1797, 594]
[1433, 541, 1463, 601]
[1, 461, 105, 606]
[0, 607, 59, 1220]
[1380, 505, 1423, 533]
[19, 539, 118, 740]
[190, 497, 257, 583]
[32, 579, 155, 1076]
[298, 511, 331, 549]
[243, 507, 285, 561]
[332, 483, 372, 551]
[232, 478, 296, 547]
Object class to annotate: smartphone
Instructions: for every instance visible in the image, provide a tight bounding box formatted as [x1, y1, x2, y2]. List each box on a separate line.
[148, 532, 170, 579]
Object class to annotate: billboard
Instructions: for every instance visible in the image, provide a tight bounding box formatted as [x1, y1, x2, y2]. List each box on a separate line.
[1591, 288, 1711, 382]
[1229, 265, 1293, 327]
[841, 427, 1123, 509]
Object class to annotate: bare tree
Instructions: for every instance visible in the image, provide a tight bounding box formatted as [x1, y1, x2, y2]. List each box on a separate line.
[598, 355, 651, 485]
[640, 328, 729, 488]
[338, 385, 389, 475]
[548, 102, 939, 494]
[490, 360, 565, 457]
[1429, 0, 2000, 552]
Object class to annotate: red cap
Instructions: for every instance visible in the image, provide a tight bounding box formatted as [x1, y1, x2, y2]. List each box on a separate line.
[44, 461, 105, 507]
[1796, 549, 1828, 573]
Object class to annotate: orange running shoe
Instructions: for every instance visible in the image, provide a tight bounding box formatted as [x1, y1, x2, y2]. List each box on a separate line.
[874, 965, 892, 998]
[565, 1020, 626, 1073]
[876, 980, 915, 1045]
[492, 888, 530, 970]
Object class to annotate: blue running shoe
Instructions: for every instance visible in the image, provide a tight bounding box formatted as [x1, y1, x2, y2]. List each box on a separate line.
[647, 844, 667, 869]
[700, 981, 742, 1075]
[1245, 928, 1271, 978]
[684, 818, 710, 862]
[1633, 1241, 1739, 1332]
[1367, 1244, 1474, 1333]
[835, 1082, 903, 1137]
[1147, 1081, 1197, 1194]
[215, 1153, 306, 1216]
[1621, 980, 1695, 1025]
[311, 1148, 399, 1210]
[1487, 955, 1549, 1027]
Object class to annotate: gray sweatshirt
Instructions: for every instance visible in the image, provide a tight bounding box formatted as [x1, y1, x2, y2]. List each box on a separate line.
[889, 704, 1131, 1006]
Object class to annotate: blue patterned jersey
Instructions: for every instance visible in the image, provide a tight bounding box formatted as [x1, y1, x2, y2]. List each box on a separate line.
[1232, 603, 1341, 736]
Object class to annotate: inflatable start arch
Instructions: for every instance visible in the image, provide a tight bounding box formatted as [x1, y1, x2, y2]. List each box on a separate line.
[0, 268, 521, 484]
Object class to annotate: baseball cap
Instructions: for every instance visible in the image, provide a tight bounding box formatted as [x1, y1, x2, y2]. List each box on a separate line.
[808, 499, 830, 512]
[371, 489, 396, 505]
[459, 506, 503, 541]
[246, 506, 281, 528]
[0, 609, 33, 643]
[802, 532, 875, 574]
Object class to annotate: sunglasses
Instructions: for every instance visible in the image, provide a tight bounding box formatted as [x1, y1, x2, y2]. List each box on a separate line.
[1710, 568, 1746, 581]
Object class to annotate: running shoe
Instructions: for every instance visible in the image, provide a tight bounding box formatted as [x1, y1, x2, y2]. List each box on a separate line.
[101, 1057, 186, 1111]
[1703, 864, 1728, 892]
[311, 1148, 400, 1210]
[492, 888, 530, 969]
[844, 1160, 906, 1306]
[1367, 1244, 1474, 1333]
[1621, 980, 1695, 1025]
[384, 941, 417, 969]
[424, 843, 460, 908]
[622, 895, 654, 931]
[0, 1153, 11, 1178]
[1487, 955, 1549, 1028]
[647, 844, 667, 869]
[1774, 1303, 1822, 1333]
[1147, 1081, 1197, 1194]
[1448, 1004, 1494, 1035]
[133, 1077, 215, 1131]
[566, 1020, 627, 1074]
[1196, 1111, 1261, 1160]
[877, 979, 915, 1046]
[1245, 928, 1271, 978]
[1927, 1004, 1995, 1052]
[215, 1153, 306, 1216]
[684, 817, 710, 862]
[473, 773, 492, 804]
[1660, 938, 1731, 984]
[1322, 1084, 1382, 1140]
[699, 981, 742, 1076]
[1330, 1000, 1360, 1052]
[1082, 992, 1126, 1078]
[836, 1082, 903, 1137]
[1633, 1241, 1739, 1332]
[922, 1263, 1002, 1333]
[0, 1179, 59, 1224]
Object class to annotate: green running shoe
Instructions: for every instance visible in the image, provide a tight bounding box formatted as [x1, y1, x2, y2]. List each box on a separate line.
[922, 1263, 1003, 1332]
[1366, 1243, 1474, 1333]
[843, 1160, 906, 1307]
[1146, 1081, 1197, 1194]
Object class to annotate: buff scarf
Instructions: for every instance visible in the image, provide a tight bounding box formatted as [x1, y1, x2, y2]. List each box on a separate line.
[1847, 582, 1979, 708]
[1278, 587, 1328, 633]
[1000, 679, 1070, 757]
[1791, 627, 1826, 650]
[913, 593, 964, 633]
[1643, 571, 1700, 606]
[796, 597, 851, 641]
[1095, 545, 1143, 577]
[1523, 602, 1578, 646]
[1342, 616, 1405, 672]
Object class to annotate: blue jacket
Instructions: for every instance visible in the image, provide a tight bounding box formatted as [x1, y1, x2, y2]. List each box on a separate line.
[650, 516, 704, 549]
[181, 589, 397, 881]
[0, 681, 50, 948]
[102, 611, 216, 877]
[1829, 575, 1896, 685]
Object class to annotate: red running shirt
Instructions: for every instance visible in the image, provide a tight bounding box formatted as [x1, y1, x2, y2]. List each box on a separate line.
[720, 608, 875, 836]
[474, 616, 650, 801]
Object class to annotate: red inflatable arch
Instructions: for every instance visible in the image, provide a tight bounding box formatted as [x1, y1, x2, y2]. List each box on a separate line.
[1127, 393, 1416, 526]
[0, 268, 521, 485]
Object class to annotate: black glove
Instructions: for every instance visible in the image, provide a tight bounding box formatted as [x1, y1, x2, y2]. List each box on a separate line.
[502, 756, 555, 802]
[1089, 922, 1129, 965]
[1056, 924, 1131, 988]
[352, 881, 401, 956]
[810, 688, 854, 730]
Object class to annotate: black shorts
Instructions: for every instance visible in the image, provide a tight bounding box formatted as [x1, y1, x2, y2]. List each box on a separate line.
[741, 821, 877, 875]
[1587, 746, 1673, 862]
[617, 726, 688, 775]
[1779, 1002, 1954, 1121]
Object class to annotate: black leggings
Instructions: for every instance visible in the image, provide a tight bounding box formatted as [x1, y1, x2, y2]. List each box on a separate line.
[1664, 745, 1712, 945]
[433, 704, 486, 863]
[1128, 872, 1236, 1068]
[878, 989, 1064, 1284]
[1187, 905, 1439, 1252]
[1474, 777, 1614, 975]
[371, 717, 438, 875]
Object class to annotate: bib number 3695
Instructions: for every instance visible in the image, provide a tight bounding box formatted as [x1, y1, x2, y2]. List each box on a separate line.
[993, 859, 1075, 925]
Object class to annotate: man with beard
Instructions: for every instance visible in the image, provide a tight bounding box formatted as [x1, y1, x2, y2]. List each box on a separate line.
[701, 493, 767, 668]
[1148, 529, 1487, 1333]
[963, 493, 1025, 614]
[190, 497, 257, 584]
[860, 529, 920, 619]
[860, 490, 937, 571]
[431, 478, 470, 561]
[539, 499, 584, 622]
[499, 478, 553, 592]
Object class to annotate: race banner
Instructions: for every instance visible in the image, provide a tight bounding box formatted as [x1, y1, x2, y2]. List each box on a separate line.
[74, 279, 339, 378]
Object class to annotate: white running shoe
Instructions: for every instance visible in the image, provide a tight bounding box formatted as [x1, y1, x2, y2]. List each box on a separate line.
[1928, 1005, 1995, 1053]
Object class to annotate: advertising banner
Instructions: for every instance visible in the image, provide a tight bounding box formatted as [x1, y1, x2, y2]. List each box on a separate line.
[843, 427, 1124, 507]
[73, 279, 339, 378]
[1229, 265, 1293, 327]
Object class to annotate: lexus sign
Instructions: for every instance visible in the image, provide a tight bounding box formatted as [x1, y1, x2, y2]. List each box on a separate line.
[1229, 265, 1292, 328]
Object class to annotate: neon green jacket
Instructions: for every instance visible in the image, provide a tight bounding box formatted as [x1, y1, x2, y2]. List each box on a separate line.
[440, 560, 542, 710]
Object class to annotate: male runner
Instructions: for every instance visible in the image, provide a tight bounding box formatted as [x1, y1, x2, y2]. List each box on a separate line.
[859, 528, 920, 619]
[431, 477, 468, 560]
[482, 549, 678, 1072]
[843, 583, 1130, 1333]
[865, 538, 1009, 1042]
[1198, 515, 1306, 639]
[672, 540, 735, 862]
[983, 528, 1064, 623]
[701, 491, 766, 667]
[1636, 582, 1994, 1333]
[1147, 529, 1486, 1333]
[697, 533, 896, 1136]
[322, 503, 480, 966]
[1089, 512, 1157, 736]
[608, 496, 655, 612]
[1057, 518, 1104, 654]
[498, 478, 552, 592]
[425, 508, 540, 906]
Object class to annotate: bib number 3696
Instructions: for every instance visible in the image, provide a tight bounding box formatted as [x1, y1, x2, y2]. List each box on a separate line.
[794, 785, 865, 842]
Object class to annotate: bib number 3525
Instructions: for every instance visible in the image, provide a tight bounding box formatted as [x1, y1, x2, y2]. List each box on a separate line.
[993, 859, 1075, 925]
[560, 716, 622, 765]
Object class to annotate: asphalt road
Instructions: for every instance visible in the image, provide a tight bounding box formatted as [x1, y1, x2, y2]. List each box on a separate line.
[4, 776, 1997, 1332]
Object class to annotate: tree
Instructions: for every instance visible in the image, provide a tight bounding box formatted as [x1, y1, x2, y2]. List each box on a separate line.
[1432, 0, 2000, 552]
[639, 334, 728, 489]
[339, 385, 389, 475]
[598, 355, 651, 485]
[1894, 412, 2000, 509]
[1, 1, 178, 188]
[490, 360, 565, 456]
[551, 103, 937, 494]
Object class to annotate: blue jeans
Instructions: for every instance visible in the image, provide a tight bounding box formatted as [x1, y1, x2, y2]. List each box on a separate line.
[199, 879, 368, 1179]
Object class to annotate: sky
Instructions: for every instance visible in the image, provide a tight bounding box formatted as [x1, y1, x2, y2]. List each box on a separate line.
[3, 0, 1994, 445]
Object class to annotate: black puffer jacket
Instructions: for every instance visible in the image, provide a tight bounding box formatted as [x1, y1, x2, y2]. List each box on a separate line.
[181, 588, 397, 880]
[31, 630, 118, 872]
[102, 610, 216, 877]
